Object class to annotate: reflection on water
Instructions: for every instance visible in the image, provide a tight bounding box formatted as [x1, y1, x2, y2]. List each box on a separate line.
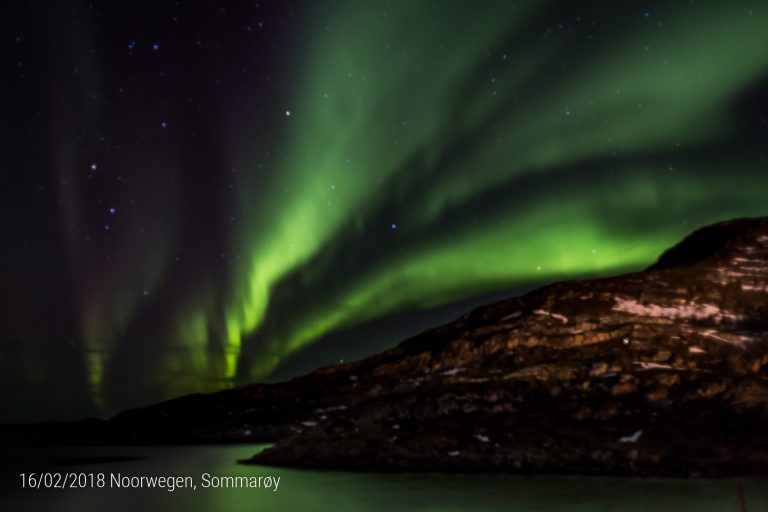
[1, 444, 767, 512]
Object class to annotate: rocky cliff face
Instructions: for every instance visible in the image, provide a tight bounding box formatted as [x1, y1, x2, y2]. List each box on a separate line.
[99, 218, 768, 476]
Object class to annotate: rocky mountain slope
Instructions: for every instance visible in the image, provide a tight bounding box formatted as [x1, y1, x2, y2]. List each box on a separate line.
[83, 218, 768, 476]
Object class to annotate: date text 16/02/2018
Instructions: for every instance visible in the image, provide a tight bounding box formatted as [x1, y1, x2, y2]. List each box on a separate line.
[19, 472, 281, 492]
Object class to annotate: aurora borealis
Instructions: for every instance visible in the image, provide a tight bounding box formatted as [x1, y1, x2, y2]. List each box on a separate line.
[1, 0, 767, 420]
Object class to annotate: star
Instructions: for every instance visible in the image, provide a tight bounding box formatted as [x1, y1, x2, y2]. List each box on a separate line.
[152, 43, 160, 51]
[90, 163, 98, 171]
[161, 121, 168, 128]
[108, 207, 116, 215]
[390, 223, 397, 230]
[285, 110, 291, 116]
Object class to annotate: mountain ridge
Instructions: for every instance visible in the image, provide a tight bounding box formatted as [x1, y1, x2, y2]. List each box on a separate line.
[65, 218, 768, 476]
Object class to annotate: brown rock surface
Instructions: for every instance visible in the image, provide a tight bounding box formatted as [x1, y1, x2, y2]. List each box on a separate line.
[72, 218, 768, 476]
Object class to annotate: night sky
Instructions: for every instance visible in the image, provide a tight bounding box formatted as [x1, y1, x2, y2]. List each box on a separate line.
[1, 0, 767, 421]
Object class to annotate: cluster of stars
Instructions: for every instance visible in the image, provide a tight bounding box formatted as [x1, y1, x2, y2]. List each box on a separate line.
[127, 41, 161, 54]
[88, 162, 120, 233]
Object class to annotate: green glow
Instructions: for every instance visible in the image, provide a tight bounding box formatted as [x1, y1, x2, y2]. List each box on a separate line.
[254, 162, 768, 370]
[79, 215, 174, 405]
[70, 1, 768, 407]
[216, 1, 768, 380]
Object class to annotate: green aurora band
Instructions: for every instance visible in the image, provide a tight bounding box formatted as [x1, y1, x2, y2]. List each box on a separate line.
[77, 1, 768, 409]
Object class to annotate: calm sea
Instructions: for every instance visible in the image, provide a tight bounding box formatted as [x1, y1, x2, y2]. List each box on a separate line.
[1, 444, 766, 511]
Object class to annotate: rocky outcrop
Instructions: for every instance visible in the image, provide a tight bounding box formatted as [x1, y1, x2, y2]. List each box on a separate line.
[85, 218, 768, 476]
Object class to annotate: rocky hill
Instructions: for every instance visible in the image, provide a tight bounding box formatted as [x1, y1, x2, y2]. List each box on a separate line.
[80, 218, 768, 476]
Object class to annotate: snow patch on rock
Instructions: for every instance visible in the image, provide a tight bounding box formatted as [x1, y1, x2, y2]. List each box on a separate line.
[618, 430, 643, 443]
[613, 298, 741, 322]
[534, 309, 568, 324]
[634, 362, 675, 370]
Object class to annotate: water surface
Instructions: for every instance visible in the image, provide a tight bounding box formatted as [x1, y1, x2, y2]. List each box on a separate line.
[1, 444, 766, 511]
